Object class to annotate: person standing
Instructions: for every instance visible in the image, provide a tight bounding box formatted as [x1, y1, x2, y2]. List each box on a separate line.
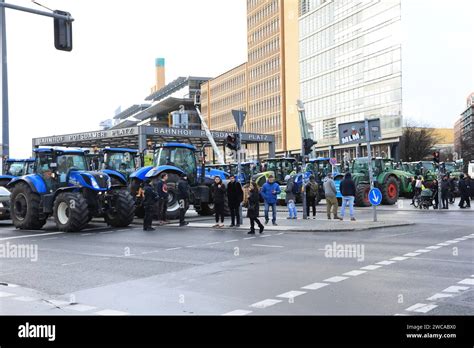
[431, 179, 439, 209]
[285, 175, 297, 219]
[440, 175, 450, 209]
[458, 174, 471, 208]
[448, 175, 456, 204]
[143, 179, 158, 231]
[212, 176, 226, 227]
[227, 174, 243, 227]
[305, 175, 319, 219]
[156, 173, 169, 225]
[247, 182, 264, 235]
[323, 173, 342, 220]
[339, 172, 356, 221]
[261, 175, 281, 226]
[177, 174, 190, 226]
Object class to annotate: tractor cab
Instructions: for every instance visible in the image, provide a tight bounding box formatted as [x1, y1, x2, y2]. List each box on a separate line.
[305, 158, 332, 180]
[3, 159, 35, 177]
[265, 158, 296, 184]
[102, 148, 140, 180]
[151, 143, 198, 186]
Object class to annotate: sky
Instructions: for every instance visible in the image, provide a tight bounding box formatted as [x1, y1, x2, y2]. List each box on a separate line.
[1, 0, 473, 157]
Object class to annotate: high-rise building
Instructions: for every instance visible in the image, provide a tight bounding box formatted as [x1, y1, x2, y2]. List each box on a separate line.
[200, 0, 300, 158]
[454, 92, 474, 169]
[299, 0, 403, 161]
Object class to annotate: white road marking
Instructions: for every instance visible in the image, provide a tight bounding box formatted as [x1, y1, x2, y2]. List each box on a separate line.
[0, 232, 64, 241]
[81, 233, 93, 236]
[458, 278, 474, 285]
[277, 291, 306, 299]
[166, 247, 182, 251]
[223, 310, 252, 316]
[251, 244, 284, 248]
[442, 286, 469, 293]
[224, 240, 239, 243]
[301, 283, 329, 290]
[444, 240, 459, 244]
[376, 261, 396, 265]
[324, 276, 348, 283]
[413, 304, 438, 313]
[343, 270, 367, 276]
[414, 249, 431, 253]
[276, 233, 284, 235]
[360, 265, 382, 271]
[437, 243, 450, 246]
[0, 291, 15, 298]
[243, 237, 256, 240]
[427, 293, 454, 301]
[42, 237, 59, 241]
[186, 245, 198, 248]
[454, 238, 467, 241]
[404, 253, 421, 257]
[12, 296, 37, 302]
[390, 257, 409, 261]
[45, 300, 70, 307]
[95, 309, 129, 316]
[67, 304, 97, 312]
[259, 235, 272, 238]
[206, 242, 221, 245]
[426, 246, 442, 250]
[250, 299, 282, 309]
[405, 303, 428, 312]
[100, 231, 115, 234]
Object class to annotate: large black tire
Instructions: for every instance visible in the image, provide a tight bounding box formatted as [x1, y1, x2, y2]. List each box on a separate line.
[164, 175, 183, 220]
[105, 190, 135, 227]
[53, 192, 89, 232]
[10, 182, 47, 230]
[382, 177, 399, 205]
[197, 202, 215, 216]
[355, 184, 371, 207]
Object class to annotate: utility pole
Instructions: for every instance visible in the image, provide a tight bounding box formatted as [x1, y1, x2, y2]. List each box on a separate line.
[232, 109, 246, 226]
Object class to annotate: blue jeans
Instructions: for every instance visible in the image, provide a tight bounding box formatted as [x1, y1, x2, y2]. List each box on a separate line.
[341, 196, 355, 218]
[288, 200, 297, 218]
[264, 202, 277, 223]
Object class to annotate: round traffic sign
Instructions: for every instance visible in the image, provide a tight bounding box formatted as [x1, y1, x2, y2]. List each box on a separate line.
[369, 188, 382, 206]
[329, 158, 337, 165]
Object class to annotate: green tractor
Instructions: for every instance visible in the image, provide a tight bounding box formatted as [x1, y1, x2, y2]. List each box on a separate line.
[350, 157, 413, 207]
[409, 161, 438, 183]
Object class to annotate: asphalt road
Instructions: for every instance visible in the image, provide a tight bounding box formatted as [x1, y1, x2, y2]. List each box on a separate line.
[0, 204, 473, 316]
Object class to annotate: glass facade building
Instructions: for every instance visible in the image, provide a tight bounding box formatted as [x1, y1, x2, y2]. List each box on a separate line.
[299, 0, 403, 161]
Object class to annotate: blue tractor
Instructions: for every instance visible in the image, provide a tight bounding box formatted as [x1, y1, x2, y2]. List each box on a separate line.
[8, 147, 135, 232]
[129, 143, 216, 218]
[0, 158, 35, 187]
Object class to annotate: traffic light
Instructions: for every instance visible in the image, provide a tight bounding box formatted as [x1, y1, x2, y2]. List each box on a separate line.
[54, 10, 73, 51]
[433, 151, 440, 164]
[303, 138, 316, 155]
[226, 134, 237, 151]
[234, 133, 241, 151]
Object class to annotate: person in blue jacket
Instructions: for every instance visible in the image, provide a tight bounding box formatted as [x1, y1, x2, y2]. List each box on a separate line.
[260, 175, 281, 226]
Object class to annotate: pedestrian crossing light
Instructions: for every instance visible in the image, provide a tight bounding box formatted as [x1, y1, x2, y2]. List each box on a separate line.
[226, 134, 237, 151]
[54, 10, 73, 51]
[303, 138, 316, 155]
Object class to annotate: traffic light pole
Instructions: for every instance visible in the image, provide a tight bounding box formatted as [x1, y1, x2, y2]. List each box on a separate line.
[237, 111, 243, 225]
[0, 2, 73, 158]
[364, 119, 377, 222]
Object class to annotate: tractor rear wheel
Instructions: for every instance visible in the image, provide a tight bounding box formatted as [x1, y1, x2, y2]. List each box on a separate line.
[196, 202, 214, 216]
[382, 177, 399, 205]
[355, 184, 371, 207]
[105, 189, 135, 227]
[53, 192, 89, 232]
[10, 182, 46, 230]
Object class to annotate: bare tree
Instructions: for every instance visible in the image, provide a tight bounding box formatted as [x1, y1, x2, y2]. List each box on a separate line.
[400, 119, 441, 162]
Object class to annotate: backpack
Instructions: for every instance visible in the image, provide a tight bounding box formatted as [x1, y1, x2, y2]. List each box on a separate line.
[307, 182, 318, 197]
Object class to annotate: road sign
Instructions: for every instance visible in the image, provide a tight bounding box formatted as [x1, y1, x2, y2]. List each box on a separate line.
[369, 188, 382, 206]
[232, 110, 247, 129]
[329, 158, 337, 165]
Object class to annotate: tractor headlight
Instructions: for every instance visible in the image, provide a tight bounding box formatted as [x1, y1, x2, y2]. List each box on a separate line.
[91, 177, 100, 189]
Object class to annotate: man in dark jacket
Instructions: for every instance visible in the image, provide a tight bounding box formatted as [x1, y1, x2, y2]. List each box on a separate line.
[177, 174, 190, 226]
[156, 173, 169, 224]
[143, 179, 158, 231]
[227, 175, 243, 227]
[440, 175, 450, 209]
[339, 172, 356, 221]
[458, 174, 471, 208]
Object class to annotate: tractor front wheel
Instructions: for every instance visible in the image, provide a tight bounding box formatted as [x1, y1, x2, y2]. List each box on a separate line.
[355, 184, 371, 207]
[105, 190, 135, 227]
[10, 182, 46, 230]
[382, 177, 399, 205]
[53, 192, 89, 232]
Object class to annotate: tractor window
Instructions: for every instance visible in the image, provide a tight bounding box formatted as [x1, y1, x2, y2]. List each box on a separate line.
[5, 162, 24, 176]
[56, 155, 88, 182]
[156, 147, 197, 182]
[105, 152, 136, 174]
[353, 159, 369, 173]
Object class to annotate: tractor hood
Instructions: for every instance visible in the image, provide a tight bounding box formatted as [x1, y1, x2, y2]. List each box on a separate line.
[145, 165, 185, 179]
[68, 171, 111, 191]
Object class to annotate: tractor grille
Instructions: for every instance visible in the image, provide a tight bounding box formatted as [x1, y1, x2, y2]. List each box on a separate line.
[81, 172, 109, 189]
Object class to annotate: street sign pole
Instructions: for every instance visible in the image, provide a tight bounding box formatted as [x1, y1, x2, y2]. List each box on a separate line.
[1, 0, 9, 158]
[232, 109, 246, 226]
[364, 119, 377, 222]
